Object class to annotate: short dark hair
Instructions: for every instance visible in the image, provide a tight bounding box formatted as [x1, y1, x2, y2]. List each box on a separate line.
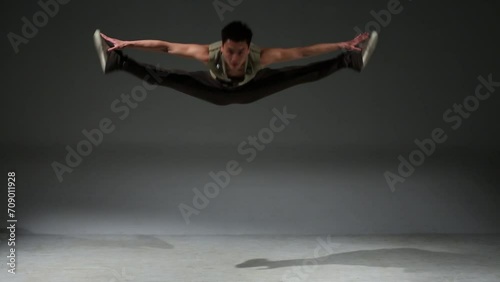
[221, 21, 253, 46]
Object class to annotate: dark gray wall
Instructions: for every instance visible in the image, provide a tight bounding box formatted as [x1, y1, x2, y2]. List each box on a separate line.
[1, 0, 499, 235]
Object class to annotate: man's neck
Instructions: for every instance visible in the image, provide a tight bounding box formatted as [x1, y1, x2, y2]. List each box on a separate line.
[225, 62, 245, 74]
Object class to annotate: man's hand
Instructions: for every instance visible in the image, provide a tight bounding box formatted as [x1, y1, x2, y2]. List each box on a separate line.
[338, 32, 370, 51]
[99, 32, 129, 51]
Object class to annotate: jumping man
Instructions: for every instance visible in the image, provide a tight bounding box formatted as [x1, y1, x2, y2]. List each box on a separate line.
[93, 21, 378, 106]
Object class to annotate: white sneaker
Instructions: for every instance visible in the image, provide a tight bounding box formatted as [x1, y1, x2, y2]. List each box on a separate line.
[93, 29, 123, 73]
[359, 30, 379, 70]
[93, 29, 109, 73]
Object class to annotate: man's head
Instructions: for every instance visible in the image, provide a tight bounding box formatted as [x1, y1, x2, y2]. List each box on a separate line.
[220, 21, 253, 72]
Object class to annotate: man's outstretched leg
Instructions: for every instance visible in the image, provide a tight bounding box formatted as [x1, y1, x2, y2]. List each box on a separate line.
[231, 31, 379, 104]
[93, 29, 233, 106]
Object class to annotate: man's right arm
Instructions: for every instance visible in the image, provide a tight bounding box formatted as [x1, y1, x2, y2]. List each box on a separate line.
[127, 40, 210, 64]
[99, 33, 209, 64]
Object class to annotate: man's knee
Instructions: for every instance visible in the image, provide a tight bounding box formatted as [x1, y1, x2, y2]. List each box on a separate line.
[144, 65, 169, 85]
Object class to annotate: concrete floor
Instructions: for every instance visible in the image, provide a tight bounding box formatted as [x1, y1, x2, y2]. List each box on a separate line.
[1, 234, 499, 282]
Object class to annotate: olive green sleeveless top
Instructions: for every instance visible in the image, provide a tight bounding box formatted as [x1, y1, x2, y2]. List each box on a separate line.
[207, 40, 262, 87]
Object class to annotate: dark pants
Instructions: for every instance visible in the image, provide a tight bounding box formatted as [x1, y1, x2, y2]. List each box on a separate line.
[119, 52, 356, 106]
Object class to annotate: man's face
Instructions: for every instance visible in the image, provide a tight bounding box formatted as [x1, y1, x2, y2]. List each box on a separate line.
[221, 40, 250, 72]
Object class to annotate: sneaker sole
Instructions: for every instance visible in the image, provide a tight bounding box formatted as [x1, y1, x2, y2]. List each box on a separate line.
[93, 29, 108, 73]
[361, 30, 379, 69]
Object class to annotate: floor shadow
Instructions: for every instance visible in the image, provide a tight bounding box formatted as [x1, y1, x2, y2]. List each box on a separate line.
[235, 247, 500, 274]
[61, 234, 175, 250]
[9, 229, 174, 250]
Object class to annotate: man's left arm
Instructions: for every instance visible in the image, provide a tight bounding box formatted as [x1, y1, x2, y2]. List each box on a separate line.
[260, 32, 369, 67]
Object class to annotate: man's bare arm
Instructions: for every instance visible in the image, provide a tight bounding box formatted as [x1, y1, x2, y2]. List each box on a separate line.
[99, 33, 209, 64]
[260, 32, 369, 67]
[260, 44, 343, 67]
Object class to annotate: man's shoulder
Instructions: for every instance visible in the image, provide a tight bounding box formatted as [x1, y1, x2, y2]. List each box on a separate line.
[249, 42, 261, 58]
[209, 41, 222, 51]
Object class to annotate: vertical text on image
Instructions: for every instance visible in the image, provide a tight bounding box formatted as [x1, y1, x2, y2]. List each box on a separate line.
[7, 172, 17, 275]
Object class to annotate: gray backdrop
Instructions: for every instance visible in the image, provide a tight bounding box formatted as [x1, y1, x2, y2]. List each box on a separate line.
[1, 0, 499, 235]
